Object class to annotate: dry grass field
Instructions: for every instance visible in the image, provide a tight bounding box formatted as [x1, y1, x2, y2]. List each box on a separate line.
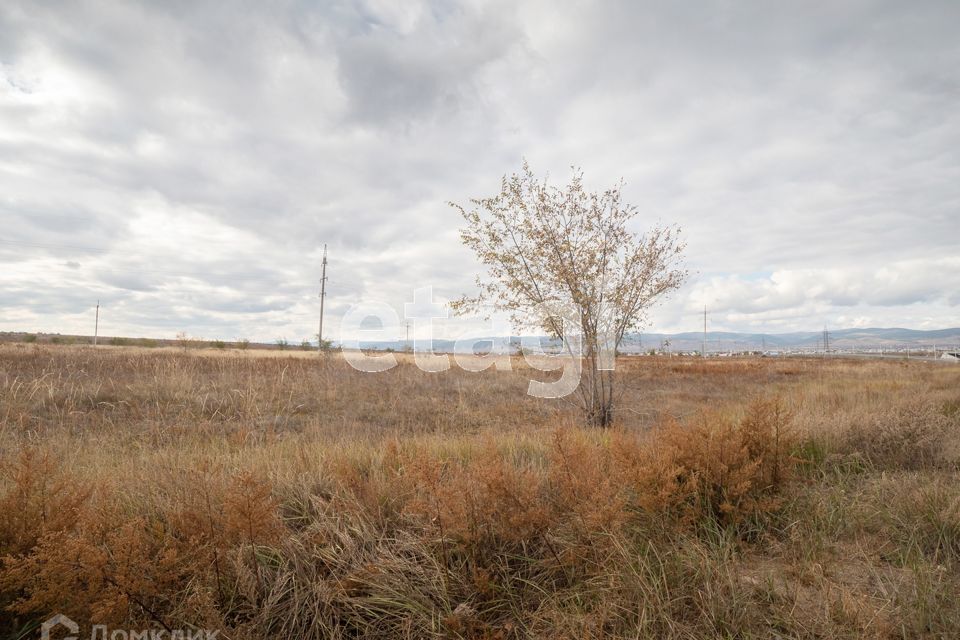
[1, 344, 959, 638]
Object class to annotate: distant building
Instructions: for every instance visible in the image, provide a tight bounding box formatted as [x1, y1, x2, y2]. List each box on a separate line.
[941, 352, 960, 361]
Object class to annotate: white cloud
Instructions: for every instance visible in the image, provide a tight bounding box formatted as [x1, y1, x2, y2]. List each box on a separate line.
[691, 258, 960, 314]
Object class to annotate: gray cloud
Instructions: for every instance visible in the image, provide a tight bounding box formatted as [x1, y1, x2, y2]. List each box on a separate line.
[1, 0, 958, 341]
[334, 2, 523, 124]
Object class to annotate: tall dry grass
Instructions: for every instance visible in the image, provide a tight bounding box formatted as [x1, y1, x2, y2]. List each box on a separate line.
[1, 344, 959, 638]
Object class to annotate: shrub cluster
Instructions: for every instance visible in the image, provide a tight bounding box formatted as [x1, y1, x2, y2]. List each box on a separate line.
[0, 398, 796, 636]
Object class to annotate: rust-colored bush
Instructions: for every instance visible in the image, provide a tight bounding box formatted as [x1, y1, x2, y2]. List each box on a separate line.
[223, 470, 284, 547]
[2, 512, 192, 629]
[655, 396, 796, 526]
[0, 447, 91, 557]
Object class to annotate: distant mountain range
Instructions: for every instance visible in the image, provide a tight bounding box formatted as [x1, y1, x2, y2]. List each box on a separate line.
[355, 327, 960, 354]
[621, 327, 960, 353]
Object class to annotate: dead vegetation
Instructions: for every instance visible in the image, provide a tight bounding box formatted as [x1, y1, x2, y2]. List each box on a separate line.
[1, 344, 959, 638]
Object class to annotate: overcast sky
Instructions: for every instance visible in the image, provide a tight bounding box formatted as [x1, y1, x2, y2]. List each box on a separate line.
[2, 0, 958, 342]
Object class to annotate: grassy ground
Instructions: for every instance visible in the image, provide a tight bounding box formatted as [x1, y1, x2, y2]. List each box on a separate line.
[1, 344, 959, 638]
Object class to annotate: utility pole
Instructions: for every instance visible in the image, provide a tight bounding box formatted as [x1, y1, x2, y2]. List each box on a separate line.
[702, 305, 707, 357]
[405, 321, 410, 349]
[318, 244, 327, 355]
[94, 300, 100, 347]
[823, 325, 829, 355]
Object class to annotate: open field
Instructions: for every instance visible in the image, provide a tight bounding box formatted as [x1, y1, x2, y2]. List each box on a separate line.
[1, 344, 959, 639]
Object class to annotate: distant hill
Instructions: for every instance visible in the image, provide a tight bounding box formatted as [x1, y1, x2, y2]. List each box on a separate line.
[351, 327, 960, 354]
[622, 327, 960, 352]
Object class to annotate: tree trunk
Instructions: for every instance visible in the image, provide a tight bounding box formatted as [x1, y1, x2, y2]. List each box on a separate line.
[582, 365, 615, 427]
[586, 403, 614, 428]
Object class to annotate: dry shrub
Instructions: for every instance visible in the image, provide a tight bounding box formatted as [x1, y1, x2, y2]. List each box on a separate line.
[0, 448, 93, 629]
[655, 396, 796, 527]
[224, 470, 284, 546]
[404, 440, 552, 552]
[325, 445, 413, 533]
[400, 396, 797, 562]
[2, 513, 191, 629]
[0, 447, 91, 557]
[841, 399, 959, 470]
[0, 465, 286, 631]
[546, 429, 628, 534]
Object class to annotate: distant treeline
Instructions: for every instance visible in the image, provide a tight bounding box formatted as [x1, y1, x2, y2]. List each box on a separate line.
[0, 332, 299, 351]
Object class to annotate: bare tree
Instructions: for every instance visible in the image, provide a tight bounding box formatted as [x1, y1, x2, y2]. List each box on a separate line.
[175, 331, 191, 352]
[452, 163, 687, 427]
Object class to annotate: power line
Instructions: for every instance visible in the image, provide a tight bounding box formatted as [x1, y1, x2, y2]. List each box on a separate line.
[702, 305, 707, 357]
[318, 244, 327, 355]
